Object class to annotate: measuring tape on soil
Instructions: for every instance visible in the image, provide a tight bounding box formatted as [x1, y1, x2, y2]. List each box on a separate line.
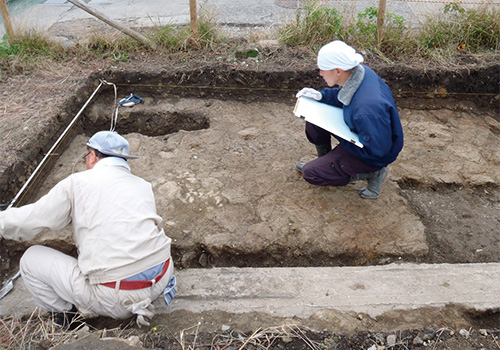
[6, 81, 108, 209]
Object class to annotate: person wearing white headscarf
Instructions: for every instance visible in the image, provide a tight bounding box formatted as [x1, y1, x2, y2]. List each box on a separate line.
[295, 40, 404, 198]
[317, 40, 364, 71]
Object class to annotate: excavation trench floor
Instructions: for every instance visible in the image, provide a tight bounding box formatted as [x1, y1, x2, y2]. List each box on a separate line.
[25, 97, 500, 268]
[0, 60, 499, 348]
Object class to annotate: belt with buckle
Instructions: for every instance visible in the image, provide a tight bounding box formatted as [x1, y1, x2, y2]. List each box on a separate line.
[101, 258, 170, 290]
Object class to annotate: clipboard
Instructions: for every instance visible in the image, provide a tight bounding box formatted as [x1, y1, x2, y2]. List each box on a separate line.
[294, 96, 364, 148]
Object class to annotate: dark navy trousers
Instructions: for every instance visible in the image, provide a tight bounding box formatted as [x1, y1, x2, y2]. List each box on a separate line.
[302, 122, 380, 186]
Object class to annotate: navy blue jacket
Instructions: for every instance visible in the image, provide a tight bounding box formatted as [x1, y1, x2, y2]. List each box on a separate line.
[319, 66, 404, 168]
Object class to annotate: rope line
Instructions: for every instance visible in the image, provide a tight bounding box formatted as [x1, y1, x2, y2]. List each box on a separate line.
[7, 81, 106, 208]
[114, 82, 499, 97]
[100, 79, 119, 131]
[2, 79, 495, 207]
[12, 132, 70, 208]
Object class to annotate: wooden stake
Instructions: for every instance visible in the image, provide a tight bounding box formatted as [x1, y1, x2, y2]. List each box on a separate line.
[377, 0, 387, 47]
[190, 0, 198, 38]
[66, 0, 156, 50]
[0, 0, 14, 38]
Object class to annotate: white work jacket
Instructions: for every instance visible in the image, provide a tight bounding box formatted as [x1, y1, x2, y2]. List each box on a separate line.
[0, 157, 171, 284]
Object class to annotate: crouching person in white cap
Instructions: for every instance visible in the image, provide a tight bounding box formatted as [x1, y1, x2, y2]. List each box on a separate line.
[296, 40, 404, 198]
[0, 131, 176, 328]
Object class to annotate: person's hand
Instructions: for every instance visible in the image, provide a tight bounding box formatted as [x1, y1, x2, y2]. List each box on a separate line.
[296, 88, 322, 101]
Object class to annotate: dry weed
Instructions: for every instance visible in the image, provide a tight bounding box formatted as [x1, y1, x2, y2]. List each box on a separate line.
[0, 308, 83, 349]
[169, 323, 323, 350]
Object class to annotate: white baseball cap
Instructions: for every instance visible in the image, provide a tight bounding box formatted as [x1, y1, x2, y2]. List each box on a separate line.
[86, 131, 138, 159]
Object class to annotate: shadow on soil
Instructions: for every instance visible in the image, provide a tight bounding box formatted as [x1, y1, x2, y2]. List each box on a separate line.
[1, 63, 499, 272]
[0, 62, 499, 349]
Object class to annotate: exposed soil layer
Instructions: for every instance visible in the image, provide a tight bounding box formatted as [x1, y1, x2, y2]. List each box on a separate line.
[401, 185, 500, 264]
[0, 52, 499, 274]
[5, 96, 499, 271]
[0, 48, 499, 349]
[142, 327, 500, 350]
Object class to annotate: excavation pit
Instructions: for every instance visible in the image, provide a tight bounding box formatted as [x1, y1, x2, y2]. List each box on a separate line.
[1, 67, 498, 272]
[0, 64, 499, 335]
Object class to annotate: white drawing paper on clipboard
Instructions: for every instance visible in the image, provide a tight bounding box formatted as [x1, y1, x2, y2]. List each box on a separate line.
[294, 96, 364, 148]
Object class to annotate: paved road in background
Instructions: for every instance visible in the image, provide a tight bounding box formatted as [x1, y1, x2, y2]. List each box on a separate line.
[3, 0, 497, 39]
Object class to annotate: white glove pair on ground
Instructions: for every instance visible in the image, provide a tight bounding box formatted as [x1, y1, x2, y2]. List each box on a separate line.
[296, 87, 322, 101]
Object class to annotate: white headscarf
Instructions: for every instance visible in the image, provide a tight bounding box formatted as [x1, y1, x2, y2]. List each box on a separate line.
[317, 40, 364, 71]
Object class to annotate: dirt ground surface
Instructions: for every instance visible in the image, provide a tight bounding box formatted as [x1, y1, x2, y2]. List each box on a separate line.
[0, 28, 499, 349]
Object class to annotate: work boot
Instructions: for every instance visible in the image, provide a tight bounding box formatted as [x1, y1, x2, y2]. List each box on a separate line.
[358, 167, 388, 199]
[51, 305, 82, 330]
[315, 143, 331, 158]
[296, 143, 331, 173]
[349, 173, 369, 183]
[295, 162, 305, 172]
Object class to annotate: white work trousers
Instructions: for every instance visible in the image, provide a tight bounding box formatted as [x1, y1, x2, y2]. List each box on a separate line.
[20, 245, 173, 324]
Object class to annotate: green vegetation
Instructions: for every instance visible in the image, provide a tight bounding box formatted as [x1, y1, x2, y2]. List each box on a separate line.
[278, 5, 346, 51]
[0, 1, 498, 73]
[0, 31, 63, 59]
[149, 10, 218, 51]
[0, 10, 220, 73]
[348, 7, 408, 55]
[417, 2, 500, 52]
[277, 3, 409, 55]
[0, 30, 65, 72]
[278, 1, 500, 58]
[83, 32, 139, 62]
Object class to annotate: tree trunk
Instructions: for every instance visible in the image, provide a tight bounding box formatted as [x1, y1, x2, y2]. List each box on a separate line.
[0, 0, 14, 38]
[377, 0, 387, 47]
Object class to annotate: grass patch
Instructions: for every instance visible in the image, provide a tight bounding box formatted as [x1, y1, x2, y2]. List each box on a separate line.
[278, 4, 346, 51]
[347, 6, 410, 56]
[0, 30, 65, 73]
[278, 3, 413, 57]
[81, 32, 141, 62]
[0, 2, 497, 73]
[0, 8, 220, 73]
[79, 10, 220, 59]
[417, 2, 500, 53]
[0, 31, 63, 59]
[278, 1, 500, 59]
[152, 10, 219, 52]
